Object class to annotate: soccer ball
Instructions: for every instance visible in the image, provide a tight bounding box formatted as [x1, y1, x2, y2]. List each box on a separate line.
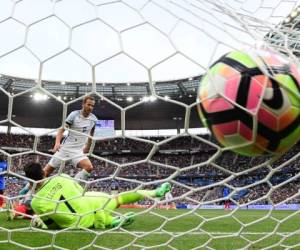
[197, 49, 300, 156]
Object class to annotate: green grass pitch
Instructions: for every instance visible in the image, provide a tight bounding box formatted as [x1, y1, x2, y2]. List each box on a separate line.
[1, 208, 300, 249]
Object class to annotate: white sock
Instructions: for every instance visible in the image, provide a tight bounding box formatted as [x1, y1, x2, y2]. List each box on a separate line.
[74, 169, 91, 181]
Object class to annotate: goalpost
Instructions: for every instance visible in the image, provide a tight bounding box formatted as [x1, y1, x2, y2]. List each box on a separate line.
[0, 0, 300, 249]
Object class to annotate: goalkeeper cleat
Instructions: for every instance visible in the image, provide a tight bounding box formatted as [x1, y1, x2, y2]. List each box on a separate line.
[155, 182, 171, 198]
[110, 212, 135, 228]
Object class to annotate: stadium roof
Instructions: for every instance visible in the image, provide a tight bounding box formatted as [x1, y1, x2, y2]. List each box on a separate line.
[0, 0, 299, 83]
[0, 73, 200, 101]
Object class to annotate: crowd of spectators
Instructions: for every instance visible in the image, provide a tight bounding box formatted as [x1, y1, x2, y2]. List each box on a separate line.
[1, 133, 300, 206]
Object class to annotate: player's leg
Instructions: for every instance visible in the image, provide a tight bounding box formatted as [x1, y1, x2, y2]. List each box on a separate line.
[115, 182, 172, 207]
[94, 209, 135, 229]
[165, 192, 175, 210]
[74, 157, 93, 181]
[91, 183, 171, 229]
[227, 200, 231, 210]
[109, 212, 135, 228]
[105, 183, 171, 228]
[92, 182, 172, 212]
[85, 192, 126, 229]
[44, 150, 65, 177]
[43, 164, 55, 177]
[224, 200, 230, 210]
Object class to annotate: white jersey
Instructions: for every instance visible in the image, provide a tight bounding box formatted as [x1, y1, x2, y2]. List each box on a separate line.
[62, 110, 97, 150]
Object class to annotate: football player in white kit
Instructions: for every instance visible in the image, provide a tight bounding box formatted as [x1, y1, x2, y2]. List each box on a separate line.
[165, 191, 176, 209]
[43, 95, 97, 181]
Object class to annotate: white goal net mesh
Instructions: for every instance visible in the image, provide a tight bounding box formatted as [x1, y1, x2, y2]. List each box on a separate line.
[0, 0, 300, 249]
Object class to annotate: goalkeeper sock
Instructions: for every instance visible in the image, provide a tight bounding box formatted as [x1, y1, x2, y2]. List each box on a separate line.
[74, 169, 90, 181]
[118, 191, 153, 205]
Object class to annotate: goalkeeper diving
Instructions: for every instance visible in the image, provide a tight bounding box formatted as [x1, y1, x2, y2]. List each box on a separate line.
[23, 162, 171, 229]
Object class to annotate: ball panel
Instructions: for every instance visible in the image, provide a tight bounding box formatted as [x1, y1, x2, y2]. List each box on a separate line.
[224, 75, 240, 102]
[211, 125, 226, 145]
[257, 107, 278, 131]
[275, 125, 300, 154]
[223, 133, 265, 156]
[199, 85, 208, 101]
[246, 75, 265, 112]
[239, 122, 253, 141]
[255, 134, 270, 153]
[278, 107, 300, 131]
[275, 74, 300, 99]
[204, 63, 241, 99]
[260, 50, 288, 67]
[288, 91, 300, 107]
[226, 51, 257, 68]
[202, 98, 234, 113]
[290, 64, 300, 87]
[223, 132, 250, 147]
[212, 121, 238, 138]
[233, 145, 264, 156]
[218, 63, 241, 79]
[261, 86, 291, 116]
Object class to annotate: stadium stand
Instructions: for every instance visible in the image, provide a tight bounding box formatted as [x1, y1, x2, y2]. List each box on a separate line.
[2, 133, 300, 206]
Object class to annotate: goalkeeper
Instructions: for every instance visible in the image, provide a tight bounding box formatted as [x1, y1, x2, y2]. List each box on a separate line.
[24, 162, 171, 229]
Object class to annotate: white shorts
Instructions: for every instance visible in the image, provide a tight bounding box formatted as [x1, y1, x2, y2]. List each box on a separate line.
[48, 148, 88, 169]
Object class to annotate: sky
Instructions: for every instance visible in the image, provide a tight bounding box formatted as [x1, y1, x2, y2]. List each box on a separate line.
[0, 0, 299, 83]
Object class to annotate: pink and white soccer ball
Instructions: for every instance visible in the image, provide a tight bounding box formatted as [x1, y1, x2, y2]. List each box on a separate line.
[197, 49, 300, 156]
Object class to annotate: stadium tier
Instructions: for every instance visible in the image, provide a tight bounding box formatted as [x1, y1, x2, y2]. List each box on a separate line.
[2, 133, 300, 206]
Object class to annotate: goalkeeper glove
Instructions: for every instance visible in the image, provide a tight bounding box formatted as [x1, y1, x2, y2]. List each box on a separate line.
[110, 212, 135, 228]
[31, 215, 48, 229]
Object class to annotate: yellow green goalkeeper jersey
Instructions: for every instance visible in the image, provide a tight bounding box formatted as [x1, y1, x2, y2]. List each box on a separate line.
[31, 174, 96, 229]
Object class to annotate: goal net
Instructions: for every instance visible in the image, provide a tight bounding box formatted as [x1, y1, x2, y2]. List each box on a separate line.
[0, 0, 300, 249]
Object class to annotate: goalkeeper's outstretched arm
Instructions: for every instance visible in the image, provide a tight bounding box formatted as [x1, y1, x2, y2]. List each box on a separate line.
[32, 215, 60, 229]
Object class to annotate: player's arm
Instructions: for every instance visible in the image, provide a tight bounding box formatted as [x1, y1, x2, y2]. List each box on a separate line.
[52, 126, 66, 152]
[30, 205, 50, 229]
[32, 215, 60, 229]
[52, 111, 76, 152]
[31, 202, 62, 229]
[83, 125, 95, 154]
